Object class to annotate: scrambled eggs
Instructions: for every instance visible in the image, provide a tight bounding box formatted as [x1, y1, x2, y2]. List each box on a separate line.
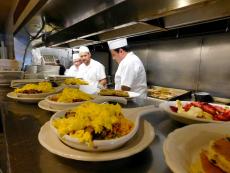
[52, 102, 133, 147]
[64, 78, 88, 85]
[50, 88, 93, 103]
[14, 82, 54, 93]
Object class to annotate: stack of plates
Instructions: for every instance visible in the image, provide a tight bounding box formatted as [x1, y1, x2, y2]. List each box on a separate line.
[0, 71, 24, 86]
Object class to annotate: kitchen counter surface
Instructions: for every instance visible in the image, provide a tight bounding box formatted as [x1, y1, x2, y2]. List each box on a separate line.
[0, 88, 184, 173]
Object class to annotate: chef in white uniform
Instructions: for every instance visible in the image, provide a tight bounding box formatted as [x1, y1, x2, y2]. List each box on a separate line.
[65, 53, 82, 77]
[107, 38, 147, 97]
[78, 46, 107, 88]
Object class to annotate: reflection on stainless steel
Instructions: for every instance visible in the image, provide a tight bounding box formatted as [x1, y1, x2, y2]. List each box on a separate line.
[97, 22, 165, 41]
[165, 0, 230, 29]
[135, 37, 201, 91]
[123, 32, 230, 98]
[198, 33, 230, 98]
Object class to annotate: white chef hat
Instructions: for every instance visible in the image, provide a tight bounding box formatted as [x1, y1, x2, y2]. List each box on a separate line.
[72, 53, 80, 61]
[79, 46, 90, 54]
[107, 38, 128, 50]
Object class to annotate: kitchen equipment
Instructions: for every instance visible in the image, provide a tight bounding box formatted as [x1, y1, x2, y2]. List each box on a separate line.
[194, 92, 213, 102]
[0, 71, 24, 85]
[24, 65, 60, 79]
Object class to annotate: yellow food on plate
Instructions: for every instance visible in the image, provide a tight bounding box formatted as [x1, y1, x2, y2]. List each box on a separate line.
[99, 89, 129, 97]
[49, 87, 93, 103]
[64, 78, 88, 85]
[14, 82, 54, 94]
[190, 137, 230, 173]
[52, 102, 133, 147]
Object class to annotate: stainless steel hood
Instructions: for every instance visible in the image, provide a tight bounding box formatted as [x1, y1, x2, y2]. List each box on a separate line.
[23, 0, 230, 48]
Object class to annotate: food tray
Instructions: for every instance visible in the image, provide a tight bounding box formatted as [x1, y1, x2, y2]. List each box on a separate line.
[148, 86, 191, 101]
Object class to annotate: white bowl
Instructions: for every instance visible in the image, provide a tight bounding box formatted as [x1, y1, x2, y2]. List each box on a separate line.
[163, 122, 230, 173]
[50, 105, 157, 151]
[16, 86, 63, 98]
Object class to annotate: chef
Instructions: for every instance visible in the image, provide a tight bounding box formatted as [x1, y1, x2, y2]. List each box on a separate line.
[78, 46, 107, 88]
[65, 53, 82, 77]
[107, 38, 147, 97]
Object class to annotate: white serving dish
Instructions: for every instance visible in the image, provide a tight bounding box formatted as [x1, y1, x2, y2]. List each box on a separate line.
[7, 92, 44, 103]
[163, 122, 230, 173]
[16, 86, 63, 98]
[38, 120, 154, 161]
[44, 93, 95, 110]
[159, 101, 229, 124]
[44, 93, 128, 110]
[50, 105, 157, 151]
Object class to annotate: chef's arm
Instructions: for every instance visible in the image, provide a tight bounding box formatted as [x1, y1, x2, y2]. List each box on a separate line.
[99, 78, 107, 87]
[121, 85, 131, 91]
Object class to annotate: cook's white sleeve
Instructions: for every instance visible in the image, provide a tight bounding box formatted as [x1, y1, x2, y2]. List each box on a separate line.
[120, 62, 136, 88]
[97, 64, 106, 80]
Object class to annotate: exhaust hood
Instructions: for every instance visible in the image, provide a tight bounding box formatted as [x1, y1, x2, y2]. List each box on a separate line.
[22, 0, 230, 48]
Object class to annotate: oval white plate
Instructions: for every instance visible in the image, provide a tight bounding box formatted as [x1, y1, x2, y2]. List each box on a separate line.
[159, 101, 229, 124]
[38, 100, 62, 112]
[42, 93, 128, 111]
[163, 122, 230, 173]
[15, 86, 63, 98]
[39, 120, 154, 161]
[7, 92, 43, 103]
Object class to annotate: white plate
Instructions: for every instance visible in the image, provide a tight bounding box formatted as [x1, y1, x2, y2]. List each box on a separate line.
[41, 94, 127, 111]
[15, 86, 63, 98]
[163, 122, 230, 173]
[38, 100, 62, 112]
[159, 101, 229, 124]
[38, 120, 155, 161]
[127, 91, 140, 99]
[7, 92, 43, 103]
[98, 91, 140, 99]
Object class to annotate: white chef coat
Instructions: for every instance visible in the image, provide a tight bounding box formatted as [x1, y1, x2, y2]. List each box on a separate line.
[115, 52, 147, 97]
[65, 65, 81, 77]
[78, 59, 106, 87]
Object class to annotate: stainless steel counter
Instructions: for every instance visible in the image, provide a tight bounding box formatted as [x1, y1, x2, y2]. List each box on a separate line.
[0, 91, 185, 173]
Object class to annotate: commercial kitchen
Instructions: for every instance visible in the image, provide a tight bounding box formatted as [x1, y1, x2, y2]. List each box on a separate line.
[0, 1, 230, 173]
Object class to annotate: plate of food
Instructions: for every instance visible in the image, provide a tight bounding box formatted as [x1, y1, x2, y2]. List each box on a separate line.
[38, 119, 154, 161]
[44, 87, 95, 110]
[7, 82, 63, 102]
[98, 89, 140, 99]
[148, 86, 190, 100]
[49, 102, 156, 152]
[40, 87, 128, 112]
[163, 122, 230, 173]
[159, 100, 230, 124]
